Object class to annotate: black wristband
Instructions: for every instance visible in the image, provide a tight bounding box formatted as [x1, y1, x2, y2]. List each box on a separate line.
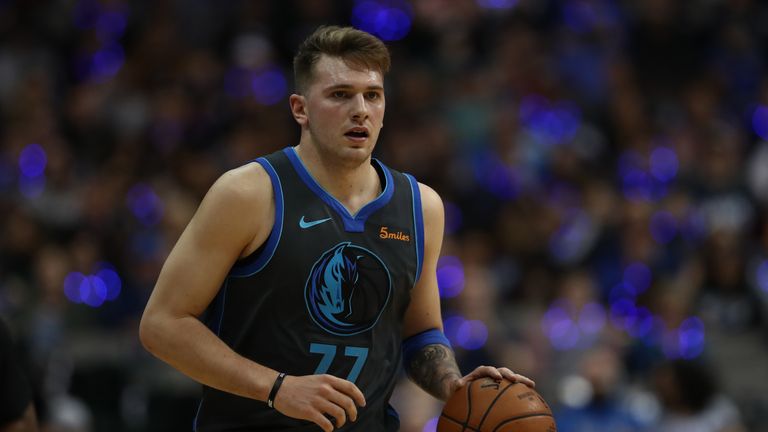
[267, 372, 286, 408]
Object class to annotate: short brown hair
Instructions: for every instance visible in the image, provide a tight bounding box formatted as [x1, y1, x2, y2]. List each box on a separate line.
[293, 26, 391, 94]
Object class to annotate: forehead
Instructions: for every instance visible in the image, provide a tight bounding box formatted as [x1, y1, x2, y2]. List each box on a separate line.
[309, 55, 383, 90]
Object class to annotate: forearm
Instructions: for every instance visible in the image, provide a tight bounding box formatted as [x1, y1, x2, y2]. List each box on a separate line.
[404, 343, 462, 401]
[139, 314, 277, 402]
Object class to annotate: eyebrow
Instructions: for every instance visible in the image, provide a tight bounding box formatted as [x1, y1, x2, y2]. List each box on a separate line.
[324, 84, 385, 92]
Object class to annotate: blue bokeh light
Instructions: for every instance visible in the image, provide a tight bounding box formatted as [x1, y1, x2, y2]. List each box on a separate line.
[18, 144, 47, 178]
[752, 105, 768, 141]
[649, 147, 679, 182]
[542, 304, 580, 350]
[352, 0, 412, 42]
[650, 211, 677, 244]
[477, 0, 518, 10]
[609, 282, 637, 302]
[252, 68, 288, 106]
[90, 42, 125, 82]
[562, 1, 599, 33]
[625, 306, 654, 338]
[443, 315, 466, 347]
[678, 316, 705, 359]
[455, 320, 488, 350]
[224, 67, 251, 99]
[437, 256, 465, 298]
[126, 183, 164, 226]
[82, 275, 108, 307]
[757, 260, 768, 293]
[623, 262, 651, 295]
[95, 262, 122, 301]
[64, 272, 87, 304]
[519, 95, 581, 145]
[610, 298, 637, 330]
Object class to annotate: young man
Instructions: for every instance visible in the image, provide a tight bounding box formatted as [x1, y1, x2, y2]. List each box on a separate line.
[140, 26, 533, 431]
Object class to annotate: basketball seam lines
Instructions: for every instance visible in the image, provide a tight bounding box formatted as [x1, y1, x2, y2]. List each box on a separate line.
[476, 381, 514, 431]
[439, 414, 481, 432]
[463, 379, 475, 432]
[492, 413, 554, 431]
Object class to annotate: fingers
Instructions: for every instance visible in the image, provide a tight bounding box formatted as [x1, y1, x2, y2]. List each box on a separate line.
[498, 367, 536, 388]
[463, 366, 536, 388]
[329, 375, 367, 408]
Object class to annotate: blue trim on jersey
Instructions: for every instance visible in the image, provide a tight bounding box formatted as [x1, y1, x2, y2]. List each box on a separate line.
[229, 158, 284, 277]
[402, 328, 452, 368]
[404, 174, 424, 282]
[283, 147, 394, 233]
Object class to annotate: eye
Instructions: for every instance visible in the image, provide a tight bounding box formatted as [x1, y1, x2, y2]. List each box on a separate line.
[332, 90, 348, 99]
[365, 91, 381, 100]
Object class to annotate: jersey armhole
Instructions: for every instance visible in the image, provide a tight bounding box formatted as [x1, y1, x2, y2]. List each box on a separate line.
[229, 158, 284, 277]
[404, 173, 425, 282]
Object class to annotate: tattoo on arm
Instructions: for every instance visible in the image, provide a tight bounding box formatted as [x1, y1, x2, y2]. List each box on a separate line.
[406, 344, 462, 401]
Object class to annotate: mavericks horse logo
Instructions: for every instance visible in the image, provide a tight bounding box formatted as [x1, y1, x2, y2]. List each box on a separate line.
[305, 242, 392, 336]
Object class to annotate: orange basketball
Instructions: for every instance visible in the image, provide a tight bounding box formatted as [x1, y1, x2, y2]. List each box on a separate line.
[437, 378, 557, 432]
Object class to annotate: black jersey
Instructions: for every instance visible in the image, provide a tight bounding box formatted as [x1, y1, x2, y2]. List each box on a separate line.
[194, 147, 425, 432]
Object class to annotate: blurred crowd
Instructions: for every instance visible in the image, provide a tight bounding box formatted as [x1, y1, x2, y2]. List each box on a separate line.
[1, 0, 768, 431]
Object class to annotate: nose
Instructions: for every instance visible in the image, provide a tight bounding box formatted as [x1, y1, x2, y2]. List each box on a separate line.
[350, 93, 368, 122]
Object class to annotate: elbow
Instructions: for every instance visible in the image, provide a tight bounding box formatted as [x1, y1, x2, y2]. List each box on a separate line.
[138, 312, 160, 355]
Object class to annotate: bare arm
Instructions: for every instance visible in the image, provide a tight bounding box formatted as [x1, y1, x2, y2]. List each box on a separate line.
[402, 184, 534, 402]
[402, 184, 462, 401]
[139, 163, 278, 401]
[139, 163, 364, 432]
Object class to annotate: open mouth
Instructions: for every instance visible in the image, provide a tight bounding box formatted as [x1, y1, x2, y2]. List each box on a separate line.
[345, 129, 369, 139]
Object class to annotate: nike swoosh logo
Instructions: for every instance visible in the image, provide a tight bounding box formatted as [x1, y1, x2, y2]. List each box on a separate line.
[299, 216, 332, 229]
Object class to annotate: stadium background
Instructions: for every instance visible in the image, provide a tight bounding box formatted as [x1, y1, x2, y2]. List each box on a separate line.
[2, 0, 768, 430]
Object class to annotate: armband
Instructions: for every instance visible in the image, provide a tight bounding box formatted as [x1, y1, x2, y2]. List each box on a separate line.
[267, 372, 286, 408]
[402, 328, 451, 367]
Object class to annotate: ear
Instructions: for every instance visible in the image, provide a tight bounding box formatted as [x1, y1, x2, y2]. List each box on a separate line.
[289, 94, 308, 126]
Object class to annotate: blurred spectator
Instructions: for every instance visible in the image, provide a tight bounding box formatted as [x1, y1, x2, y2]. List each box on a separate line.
[653, 359, 746, 432]
[0, 318, 38, 432]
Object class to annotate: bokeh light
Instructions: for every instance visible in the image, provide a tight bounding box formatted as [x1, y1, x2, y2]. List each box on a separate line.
[251, 68, 287, 106]
[126, 183, 164, 226]
[752, 105, 768, 141]
[18, 143, 47, 178]
[519, 95, 581, 145]
[436, 256, 465, 298]
[542, 304, 580, 350]
[474, 153, 519, 200]
[649, 147, 679, 182]
[442, 315, 466, 347]
[757, 260, 768, 293]
[678, 317, 705, 359]
[477, 0, 518, 10]
[455, 320, 488, 350]
[352, 0, 412, 42]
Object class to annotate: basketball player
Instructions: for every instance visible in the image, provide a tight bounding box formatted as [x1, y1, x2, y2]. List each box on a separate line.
[140, 26, 534, 431]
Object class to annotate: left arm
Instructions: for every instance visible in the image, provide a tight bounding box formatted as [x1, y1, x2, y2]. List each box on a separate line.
[402, 183, 534, 401]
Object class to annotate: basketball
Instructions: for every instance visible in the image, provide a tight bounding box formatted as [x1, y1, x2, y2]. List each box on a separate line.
[437, 378, 557, 432]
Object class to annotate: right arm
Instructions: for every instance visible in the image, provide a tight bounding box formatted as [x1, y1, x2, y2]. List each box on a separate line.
[139, 163, 364, 432]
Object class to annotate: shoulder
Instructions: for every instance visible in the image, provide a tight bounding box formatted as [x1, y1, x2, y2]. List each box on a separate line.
[416, 182, 444, 223]
[205, 161, 273, 210]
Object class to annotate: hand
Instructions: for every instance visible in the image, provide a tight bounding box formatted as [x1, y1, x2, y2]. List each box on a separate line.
[453, 365, 535, 393]
[272, 374, 366, 432]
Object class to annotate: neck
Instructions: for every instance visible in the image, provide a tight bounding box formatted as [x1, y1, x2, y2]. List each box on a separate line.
[294, 141, 381, 214]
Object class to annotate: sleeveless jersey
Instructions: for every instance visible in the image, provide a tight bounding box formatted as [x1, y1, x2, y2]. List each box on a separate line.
[194, 147, 425, 431]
